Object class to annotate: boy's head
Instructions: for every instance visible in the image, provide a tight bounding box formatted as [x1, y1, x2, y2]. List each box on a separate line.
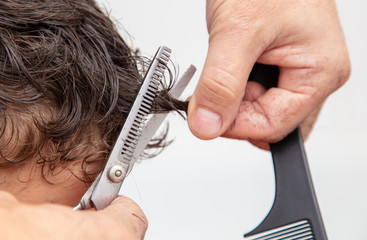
[0, 0, 182, 205]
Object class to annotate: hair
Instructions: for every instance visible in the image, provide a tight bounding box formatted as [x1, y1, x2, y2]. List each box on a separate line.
[0, 0, 187, 182]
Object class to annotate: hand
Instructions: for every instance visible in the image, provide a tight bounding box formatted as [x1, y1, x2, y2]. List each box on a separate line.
[0, 191, 147, 240]
[188, 0, 350, 148]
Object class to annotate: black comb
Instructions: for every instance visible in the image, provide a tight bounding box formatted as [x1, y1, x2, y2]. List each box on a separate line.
[244, 64, 328, 240]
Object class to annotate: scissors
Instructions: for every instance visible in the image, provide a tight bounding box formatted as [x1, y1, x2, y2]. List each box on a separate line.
[74, 46, 196, 210]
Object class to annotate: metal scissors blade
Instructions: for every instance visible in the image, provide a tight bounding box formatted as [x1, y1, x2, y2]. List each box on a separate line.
[129, 65, 196, 169]
[74, 64, 196, 210]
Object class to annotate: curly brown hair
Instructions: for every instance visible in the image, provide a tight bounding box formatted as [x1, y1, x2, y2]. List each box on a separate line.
[0, 0, 186, 182]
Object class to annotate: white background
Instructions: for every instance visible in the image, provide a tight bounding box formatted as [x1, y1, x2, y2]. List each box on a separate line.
[97, 0, 367, 239]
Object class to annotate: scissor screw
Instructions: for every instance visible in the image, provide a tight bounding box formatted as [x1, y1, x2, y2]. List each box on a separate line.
[115, 170, 122, 177]
[108, 165, 126, 183]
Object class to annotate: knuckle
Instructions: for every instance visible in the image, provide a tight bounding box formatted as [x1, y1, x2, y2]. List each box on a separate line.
[229, 100, 288, 143]
[324, 48, 351, 91]
[132, 211, 148, 233]
[119, 197, 148, 232]
[105, 197, 148, 239]
[336, 55, 351, 88]
[199, 66, 243, 108]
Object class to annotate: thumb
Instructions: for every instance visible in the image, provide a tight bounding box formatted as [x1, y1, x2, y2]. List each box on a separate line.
[188, 34, 261, 140]
[101, 196, 148, 240]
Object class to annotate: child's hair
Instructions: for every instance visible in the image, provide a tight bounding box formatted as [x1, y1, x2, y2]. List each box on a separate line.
[0, 0, 186, 182]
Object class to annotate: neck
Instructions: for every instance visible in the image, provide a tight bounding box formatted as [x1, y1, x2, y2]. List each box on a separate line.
[0, 161, 89, 206]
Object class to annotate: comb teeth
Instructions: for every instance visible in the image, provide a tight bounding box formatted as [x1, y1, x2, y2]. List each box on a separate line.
[120, 47, 171, 163]
[244, 220, 314, 240]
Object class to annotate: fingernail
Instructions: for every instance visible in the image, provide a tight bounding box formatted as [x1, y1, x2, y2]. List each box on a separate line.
[191, 108, 222, 139]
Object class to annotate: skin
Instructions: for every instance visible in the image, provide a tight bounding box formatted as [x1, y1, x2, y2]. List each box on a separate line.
[188, 0, 351, 149]
[0, 161, 147, 240]
[0, 0, 351, 238]
[0, 161, 90, 205]
[0, 192, 147, 240]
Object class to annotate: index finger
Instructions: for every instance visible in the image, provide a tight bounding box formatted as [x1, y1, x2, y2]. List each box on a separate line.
[222, 67, 341, 142]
